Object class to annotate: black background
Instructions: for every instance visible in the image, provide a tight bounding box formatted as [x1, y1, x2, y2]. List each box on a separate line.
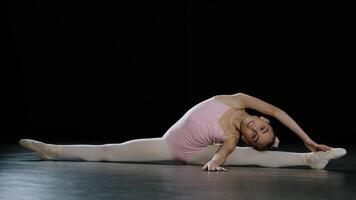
[4, 1, 355, 145]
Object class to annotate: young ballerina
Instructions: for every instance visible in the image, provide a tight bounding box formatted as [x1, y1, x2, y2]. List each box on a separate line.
[19, 93, 347, 171]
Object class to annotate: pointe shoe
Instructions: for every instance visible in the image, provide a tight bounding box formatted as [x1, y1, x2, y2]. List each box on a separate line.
[19, 139, 59, 160]
[306, 148, 347, 169]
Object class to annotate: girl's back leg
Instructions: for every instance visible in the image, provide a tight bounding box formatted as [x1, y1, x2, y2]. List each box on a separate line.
[19, 137, 174, 162]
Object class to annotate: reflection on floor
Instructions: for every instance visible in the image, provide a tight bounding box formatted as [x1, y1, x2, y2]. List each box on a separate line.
[0, 143, 355, 200]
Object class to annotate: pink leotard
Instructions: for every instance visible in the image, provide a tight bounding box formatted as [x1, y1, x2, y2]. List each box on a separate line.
[162, 96, 231, 163]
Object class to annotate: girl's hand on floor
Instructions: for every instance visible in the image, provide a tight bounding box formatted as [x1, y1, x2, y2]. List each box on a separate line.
[201, 160, 227, 171]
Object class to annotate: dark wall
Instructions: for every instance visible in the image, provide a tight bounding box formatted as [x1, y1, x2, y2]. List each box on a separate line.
[4, 1, 355, 145]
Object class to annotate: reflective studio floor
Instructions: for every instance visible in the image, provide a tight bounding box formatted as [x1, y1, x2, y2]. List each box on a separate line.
[1, 142, 355, 200]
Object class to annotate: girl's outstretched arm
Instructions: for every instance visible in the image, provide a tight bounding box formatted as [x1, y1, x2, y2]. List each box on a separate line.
[230, 93, 332, 152]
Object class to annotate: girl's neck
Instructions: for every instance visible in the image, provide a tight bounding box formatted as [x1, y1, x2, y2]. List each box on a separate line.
[230, 109, 250, 131]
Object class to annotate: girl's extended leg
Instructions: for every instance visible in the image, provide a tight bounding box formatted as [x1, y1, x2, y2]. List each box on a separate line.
[224, 146, 346, 169]
[19, 138, 174, 162]
[188, 145, 346, 169]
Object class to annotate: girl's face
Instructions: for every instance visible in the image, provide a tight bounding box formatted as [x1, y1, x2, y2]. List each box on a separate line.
[240, 115, 275, 149]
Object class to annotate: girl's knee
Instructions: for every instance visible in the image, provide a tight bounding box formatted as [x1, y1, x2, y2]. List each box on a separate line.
[101, 144, 122, 160]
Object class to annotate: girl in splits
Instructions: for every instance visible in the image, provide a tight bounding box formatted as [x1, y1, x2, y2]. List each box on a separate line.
[19, 93, 346, 171]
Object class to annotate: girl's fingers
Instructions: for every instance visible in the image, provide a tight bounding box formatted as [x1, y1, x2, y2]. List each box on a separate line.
[326, 146, 332, 151]
[202, 164, 226, 171]
[213, 167, 226, 171]
[217, 167, 224, 171]
[319, 144, 331, 151]
[324, 145, 333, 150]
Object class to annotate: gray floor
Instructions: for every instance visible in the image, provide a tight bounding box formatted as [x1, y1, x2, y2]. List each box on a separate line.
[1, 143, 355, 200]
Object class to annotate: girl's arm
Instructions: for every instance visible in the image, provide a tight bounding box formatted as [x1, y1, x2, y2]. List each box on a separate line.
[202, 135, 238, 171]
[230, 93, 332, 152]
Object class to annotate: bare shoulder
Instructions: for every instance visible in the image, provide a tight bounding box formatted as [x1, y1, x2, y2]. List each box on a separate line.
[213, 93, 244, 109]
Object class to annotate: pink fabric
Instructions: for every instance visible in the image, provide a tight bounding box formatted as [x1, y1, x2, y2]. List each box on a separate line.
[162, 97, 231, 163]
